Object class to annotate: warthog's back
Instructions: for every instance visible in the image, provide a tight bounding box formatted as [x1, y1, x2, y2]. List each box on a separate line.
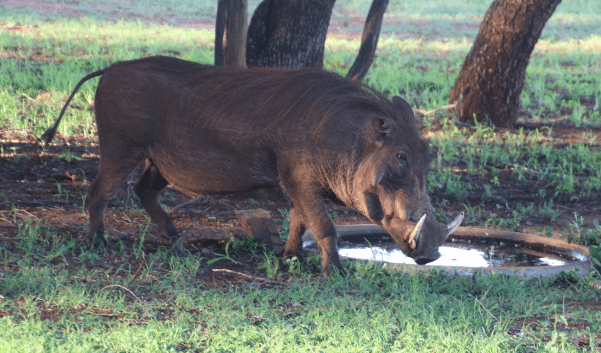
[93, 56, 397, 195]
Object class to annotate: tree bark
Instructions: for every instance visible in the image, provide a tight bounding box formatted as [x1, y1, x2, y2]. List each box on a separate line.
[214, 0, 248, 67]
[448, 0, 561, 127]
[346, 0, 389, 82]
[246, 0, 336, 69]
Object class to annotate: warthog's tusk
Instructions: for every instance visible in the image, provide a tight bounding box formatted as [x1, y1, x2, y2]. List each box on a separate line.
[446, 212, 464, 237]
[408, 214, 426, 250]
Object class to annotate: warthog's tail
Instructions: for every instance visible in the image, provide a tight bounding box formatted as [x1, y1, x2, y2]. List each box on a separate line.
[41, 69, 105, 145]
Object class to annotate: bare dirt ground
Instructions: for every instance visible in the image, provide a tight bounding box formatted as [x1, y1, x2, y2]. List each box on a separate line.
[1, 0, 600, 276]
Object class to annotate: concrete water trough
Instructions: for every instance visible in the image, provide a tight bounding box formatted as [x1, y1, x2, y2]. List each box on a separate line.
[303, 224, 594, 278]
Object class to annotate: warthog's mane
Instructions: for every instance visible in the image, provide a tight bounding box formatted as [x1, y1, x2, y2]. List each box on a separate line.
[131, 56, 419, 136]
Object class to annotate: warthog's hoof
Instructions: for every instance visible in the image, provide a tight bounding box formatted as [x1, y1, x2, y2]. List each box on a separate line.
[170, 236, 185, 254]
[88, 232, 112, 254]
[323, 264, 347, 278]
[90, 242, 113, 255]
[283, 248, 304, 263]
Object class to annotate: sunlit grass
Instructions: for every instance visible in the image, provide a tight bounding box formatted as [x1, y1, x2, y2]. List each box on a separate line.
[0, 15, 215, 138]
[333, 0, 601, 40]
[0, 16, 215, 62]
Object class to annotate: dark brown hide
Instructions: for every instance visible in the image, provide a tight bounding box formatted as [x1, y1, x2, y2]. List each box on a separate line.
[43, 56, 448, 274]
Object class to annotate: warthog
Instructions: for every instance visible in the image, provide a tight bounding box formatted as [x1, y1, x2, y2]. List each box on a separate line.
[43, 56, 462, 274]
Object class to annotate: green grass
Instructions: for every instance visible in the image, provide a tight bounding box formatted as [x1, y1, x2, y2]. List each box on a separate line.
[0, 15, 214, 138]
[1, 234, 600, 352]
[1, 2, 601, 351]
[331, 0, 601, 40]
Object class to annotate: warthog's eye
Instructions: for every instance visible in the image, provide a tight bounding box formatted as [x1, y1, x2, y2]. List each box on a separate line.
[395, 153, 409, 169]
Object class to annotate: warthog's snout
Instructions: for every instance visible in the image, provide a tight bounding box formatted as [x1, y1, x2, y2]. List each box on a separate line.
[409, 212, 464, 265]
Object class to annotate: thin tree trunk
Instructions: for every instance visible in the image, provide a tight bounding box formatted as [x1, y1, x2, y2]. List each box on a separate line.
[215, 0, 248, 67]
[215, 0, 226, 65]
[449, 0, 561, 127]
[346, 0, 389, 82]
[246, 0, 336, 68]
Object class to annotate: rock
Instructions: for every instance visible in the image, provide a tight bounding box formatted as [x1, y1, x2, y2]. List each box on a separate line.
[235, 209, 285, 255]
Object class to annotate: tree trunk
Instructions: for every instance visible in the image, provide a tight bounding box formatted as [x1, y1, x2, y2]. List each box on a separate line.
[215, 0, 248, 67]
[346, 0, 389, 82]
[246, 0, 336, 68]
[448, 0, 561, 127]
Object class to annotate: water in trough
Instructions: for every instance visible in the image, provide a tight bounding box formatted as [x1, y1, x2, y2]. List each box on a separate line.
[336, 239, 586, 267]
[304, 231, 588, 268]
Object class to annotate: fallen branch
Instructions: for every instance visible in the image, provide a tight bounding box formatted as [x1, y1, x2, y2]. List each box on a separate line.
[99, 284, 149, 304]
[516, 120, 601, 131]
[414, 101, 457, 117]
[165, 286, 195, 305]
[0, 216, 14, 225]
[170, 196, 206, 213]
[18, 93, 35, 103]
[504, 163, 544, 177]
[505, 163, 590, 182]
[19, 209, 40, 219]
[481, 285, 491, 302]
[469, 291, 499, 322]
[212, 268, 284, 285]
[0, 236, 20, 243]
[4, 209, 40, 221]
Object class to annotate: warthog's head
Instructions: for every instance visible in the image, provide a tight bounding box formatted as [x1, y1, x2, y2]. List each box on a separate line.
[352, 96, 462, 264]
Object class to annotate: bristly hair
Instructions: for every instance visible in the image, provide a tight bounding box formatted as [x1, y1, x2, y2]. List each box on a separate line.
[179, 63, 417, 132]
[88, 56, 421, 148]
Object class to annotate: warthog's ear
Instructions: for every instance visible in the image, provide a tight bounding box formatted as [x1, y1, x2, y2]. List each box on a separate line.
[363, 191, 384, 224]
[392, 96, 413, 116]
[372, 117, 391, 138]
[392, 96, 422, 126]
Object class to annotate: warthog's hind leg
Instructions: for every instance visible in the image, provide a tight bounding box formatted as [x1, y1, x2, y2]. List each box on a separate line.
[88, 162, 136, 251]
[135, 159, 183, 251]
[283, 207, 307, 262]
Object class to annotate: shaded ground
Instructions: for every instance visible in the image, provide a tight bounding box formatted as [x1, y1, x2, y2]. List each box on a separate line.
[0, 127, 367, 247]
[1, 120, 600, 254]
